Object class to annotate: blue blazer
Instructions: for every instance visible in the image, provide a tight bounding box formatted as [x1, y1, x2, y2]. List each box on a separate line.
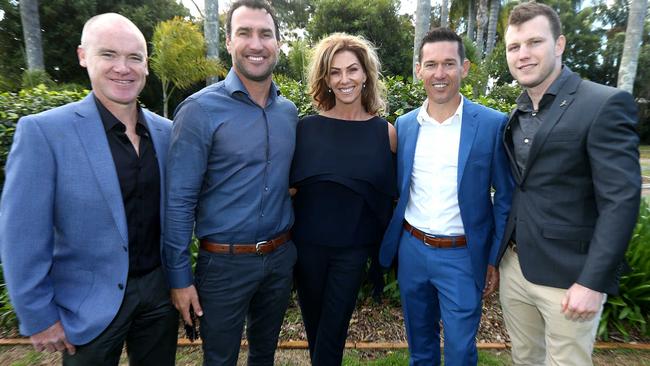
[0, 93, 171, 345]
[379, 98, 514, 288]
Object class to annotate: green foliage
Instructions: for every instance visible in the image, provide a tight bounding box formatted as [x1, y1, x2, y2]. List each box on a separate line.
[307, 0, 414, 77]
[0, 267, 17, 330]
[383, 75, 426, 124]
[274, 74, 316, 118]
[150, 17, 226, 117]
[21, 69, 55, 90]
[599, 198, 650, 341]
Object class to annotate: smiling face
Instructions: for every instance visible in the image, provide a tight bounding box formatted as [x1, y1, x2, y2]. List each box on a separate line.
[77, 16, 148, 109]
[327, 50, 367, 108]
[505, 15, 565, 95]
[226, 6, 280, 83]
[416, 41, 469, 109]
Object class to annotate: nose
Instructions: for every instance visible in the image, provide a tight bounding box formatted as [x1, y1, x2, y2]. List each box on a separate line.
[112, 57, 130, 74]
[249, 34, 264, 50]
[518, 45, 531, 59]
[433, 64, 445, 79]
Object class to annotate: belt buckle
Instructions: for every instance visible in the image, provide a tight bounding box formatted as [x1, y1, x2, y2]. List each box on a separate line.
[255, 240, 268, 255]
[423, 234, 438, 248]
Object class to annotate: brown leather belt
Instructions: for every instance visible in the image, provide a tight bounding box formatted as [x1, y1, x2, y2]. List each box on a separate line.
[403, 221, 467, 248]
[200, 232, 291, 255]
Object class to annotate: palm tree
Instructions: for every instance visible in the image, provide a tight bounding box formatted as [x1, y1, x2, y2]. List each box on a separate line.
[485, 0, 500, 57]
[19, 0, 44, 71]
[467, 0, 476, 41]
[413, 0, 432, 80]
[475, 0, 488, 58]
[205, 0, 220, 85]
[441, 0, 450, 27]
[617, 0, 648, 93]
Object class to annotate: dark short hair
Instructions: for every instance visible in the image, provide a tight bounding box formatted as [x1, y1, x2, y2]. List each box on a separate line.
[508, 2, 562, 40]
[418, 27, 465, 63]
[226, 0, 280, 41]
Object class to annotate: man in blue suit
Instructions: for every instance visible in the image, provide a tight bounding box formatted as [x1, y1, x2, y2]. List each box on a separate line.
[379, 28, 513, 366]
[0, 13, 177, 365]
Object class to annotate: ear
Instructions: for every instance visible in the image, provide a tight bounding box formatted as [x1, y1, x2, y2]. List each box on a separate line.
[415, 62, 422, 80]
[77, 46, 87, 68]
[226, 36, 233, 55]
[461, 59, 471, 79]
[555, 35, 566, 57]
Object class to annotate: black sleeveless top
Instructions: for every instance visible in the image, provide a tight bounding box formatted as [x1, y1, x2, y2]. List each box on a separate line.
[290, 115, 396, 247]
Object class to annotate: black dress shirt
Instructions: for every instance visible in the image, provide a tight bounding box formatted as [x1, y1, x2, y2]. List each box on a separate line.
[511, 67, 572, 174]
[95, 97, 161, 277]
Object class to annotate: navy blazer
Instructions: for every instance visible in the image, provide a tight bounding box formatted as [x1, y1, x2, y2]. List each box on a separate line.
[0, 93, 171, 344]
[379, 98, 514, 289]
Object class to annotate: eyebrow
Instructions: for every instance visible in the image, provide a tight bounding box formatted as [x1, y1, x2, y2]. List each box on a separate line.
[330, 62, 360, 70]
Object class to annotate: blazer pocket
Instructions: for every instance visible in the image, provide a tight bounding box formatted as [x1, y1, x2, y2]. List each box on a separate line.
[52, 267, 94, 314]
[542, 224, 594, 253]
[546, 131, 580, 142]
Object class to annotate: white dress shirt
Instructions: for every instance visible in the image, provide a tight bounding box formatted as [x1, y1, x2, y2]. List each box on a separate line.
[404, 97, 465, 236]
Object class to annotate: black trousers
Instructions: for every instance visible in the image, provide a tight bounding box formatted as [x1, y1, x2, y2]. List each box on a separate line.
[294, 244, 371, 366]
[62, 266, 179, 366]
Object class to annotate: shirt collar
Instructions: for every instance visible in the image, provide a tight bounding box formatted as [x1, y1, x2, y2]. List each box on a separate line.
[93, 94, 146, 133]
[223, 67, 281, 104]
[417, 95, 464, 126]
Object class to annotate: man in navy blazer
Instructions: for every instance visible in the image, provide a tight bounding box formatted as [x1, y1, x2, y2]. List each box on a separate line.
[379, 28, 513, 365]
[0, 13, 177, 364]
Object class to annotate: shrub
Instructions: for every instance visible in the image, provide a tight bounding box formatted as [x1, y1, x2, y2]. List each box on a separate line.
[599, 198, 650, 341]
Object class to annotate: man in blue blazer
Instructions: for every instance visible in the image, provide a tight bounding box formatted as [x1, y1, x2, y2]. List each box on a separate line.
[0, 13, 177, 364]
[379, 28, 513, 366]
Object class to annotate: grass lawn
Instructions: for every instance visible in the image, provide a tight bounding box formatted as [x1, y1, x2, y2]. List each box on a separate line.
[1, 346, 649, 365]
[640, 145, 650, 160]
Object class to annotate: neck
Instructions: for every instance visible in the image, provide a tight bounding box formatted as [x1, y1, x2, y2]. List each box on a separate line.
[426, 94, 461, 122]
[527, 65, 562, 110]
[236, 69, 272, 107]
[324, 101, 371, 121]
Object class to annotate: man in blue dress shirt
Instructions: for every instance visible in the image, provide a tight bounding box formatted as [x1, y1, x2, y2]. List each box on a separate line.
[162, 0, 298, 365]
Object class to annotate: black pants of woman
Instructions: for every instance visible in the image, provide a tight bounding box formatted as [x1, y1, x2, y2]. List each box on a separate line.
[295, 244, 371, 366]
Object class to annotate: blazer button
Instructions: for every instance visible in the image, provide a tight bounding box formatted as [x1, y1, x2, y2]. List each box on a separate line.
[118, 283, 124, 290]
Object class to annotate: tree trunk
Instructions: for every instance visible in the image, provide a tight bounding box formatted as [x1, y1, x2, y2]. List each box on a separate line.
[441, 0, 449, 28]
[413, 0, 432, 81]
[19, 0, 45, 71]
[205, 0, 220, 85]
[485, 0, 500, 57]
[617, 0, 648, 93]
[467, 0, 476, 41]
[476, 0, 488, 59]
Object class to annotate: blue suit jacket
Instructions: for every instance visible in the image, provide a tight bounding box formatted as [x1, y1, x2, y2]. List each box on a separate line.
[0, 93, 171, 345]
[379, 98, 514, 288]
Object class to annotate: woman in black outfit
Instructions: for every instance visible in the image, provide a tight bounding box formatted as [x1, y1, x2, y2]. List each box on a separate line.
[290, 33, 397, 365]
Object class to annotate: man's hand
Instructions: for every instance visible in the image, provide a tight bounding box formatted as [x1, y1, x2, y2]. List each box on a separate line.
[483, 264, 499, 298]
[30, 321, 76, 355]
[171, 285, 203, 325]
[561, 283, 604, 321]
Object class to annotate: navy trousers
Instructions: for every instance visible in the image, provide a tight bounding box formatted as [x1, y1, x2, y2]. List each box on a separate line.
[195, 241, 296, 366]
[63, 266, 178, 366]
[295, 244, 371, 366]
[398, 230, 482, 366]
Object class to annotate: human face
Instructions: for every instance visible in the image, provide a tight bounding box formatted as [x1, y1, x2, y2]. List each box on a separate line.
[505, 15, 565, 94]
[327, 50, 367, 108]
[226, 6, 280, 83]
[416, 41, 469, 108]
[77, 20, 148, 109]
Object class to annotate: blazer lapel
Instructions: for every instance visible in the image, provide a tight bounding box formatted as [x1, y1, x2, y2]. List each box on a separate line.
[73, 94, 128, 245]
[521, 73, 580, 182]
[142, 112, 168, 226]
[458, 98, 479, 186]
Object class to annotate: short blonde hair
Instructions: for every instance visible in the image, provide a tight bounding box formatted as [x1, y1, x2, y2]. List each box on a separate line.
[307, 33, 386, 115]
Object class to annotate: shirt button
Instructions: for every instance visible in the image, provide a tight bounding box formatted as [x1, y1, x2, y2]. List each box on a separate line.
[118, 283, 124, 290]
[267, 160, 271, 164]
[264, 187, 269, 191]
[523, 138, 530, 144]
[261, 213, 265, 217]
